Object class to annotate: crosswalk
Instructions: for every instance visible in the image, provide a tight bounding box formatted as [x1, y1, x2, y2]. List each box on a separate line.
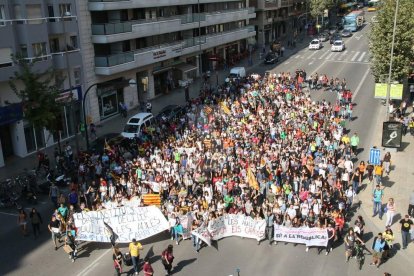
[286, 50, 370, 64]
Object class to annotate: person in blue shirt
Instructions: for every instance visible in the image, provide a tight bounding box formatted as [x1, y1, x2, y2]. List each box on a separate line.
[370, 233, 386, 268]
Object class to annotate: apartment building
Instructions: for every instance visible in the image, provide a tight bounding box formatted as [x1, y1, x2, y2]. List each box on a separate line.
[78, 0, 256, 124]
[249, 0, 308, 46]
[0, 0, 82, 167]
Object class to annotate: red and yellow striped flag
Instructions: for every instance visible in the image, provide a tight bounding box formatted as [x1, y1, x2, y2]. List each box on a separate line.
[220, 102, 231, 115]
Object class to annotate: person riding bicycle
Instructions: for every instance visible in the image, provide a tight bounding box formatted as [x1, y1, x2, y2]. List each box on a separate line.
[344, 228, 365, 262]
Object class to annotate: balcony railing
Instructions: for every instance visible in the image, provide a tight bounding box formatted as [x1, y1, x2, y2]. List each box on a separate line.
[91, 8, 252, 35]
[0, 16, 77, 26]
[95, 27, 253, 68]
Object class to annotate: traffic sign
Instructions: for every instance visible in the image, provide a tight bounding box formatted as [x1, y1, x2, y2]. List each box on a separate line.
[369, 148, 381, 165]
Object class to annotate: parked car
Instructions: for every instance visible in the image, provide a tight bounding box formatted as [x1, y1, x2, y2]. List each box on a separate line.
[155, 105, 186, 122]
[121, 113, 155, 138]
[264, 52, 279, 64]
[341, 29, 352, 37]
[309, 39, 322, 50]
[331, 40, 346, 52]
[228, 67, 246, 80]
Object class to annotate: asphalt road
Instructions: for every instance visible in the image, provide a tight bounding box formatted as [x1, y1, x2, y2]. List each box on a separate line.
[1, 12, 413, 276]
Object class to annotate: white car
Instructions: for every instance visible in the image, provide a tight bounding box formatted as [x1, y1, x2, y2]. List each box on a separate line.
[331, 40, 345, 52]
[309, 39, 322, 50]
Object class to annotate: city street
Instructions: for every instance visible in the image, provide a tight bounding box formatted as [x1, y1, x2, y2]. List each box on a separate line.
[1, 12, 413, 276]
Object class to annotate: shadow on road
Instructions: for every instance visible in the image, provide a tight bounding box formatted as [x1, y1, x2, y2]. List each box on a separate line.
[172, 258, 197, 274]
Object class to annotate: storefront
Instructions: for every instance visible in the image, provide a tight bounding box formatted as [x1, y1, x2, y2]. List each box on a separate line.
[97, 79, 125, 119]
[0, 103, 22, 166]
[153, 68, 172, 96]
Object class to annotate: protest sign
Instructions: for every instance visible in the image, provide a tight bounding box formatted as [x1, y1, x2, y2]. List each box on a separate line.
[191, 214, 266, 246]
[73, 206, 169, 243]
[273, 225, 328, 247]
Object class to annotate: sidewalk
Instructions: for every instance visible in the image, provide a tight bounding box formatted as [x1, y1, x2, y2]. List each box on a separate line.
[358, 105, 414, 260]
[0, 33, 313, 180]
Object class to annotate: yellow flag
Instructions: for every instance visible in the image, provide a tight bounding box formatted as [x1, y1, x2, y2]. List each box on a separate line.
[220, 102, 231, 115]
[247, 168, 259, 190]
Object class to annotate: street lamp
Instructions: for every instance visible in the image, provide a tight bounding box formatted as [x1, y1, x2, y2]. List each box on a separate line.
[82, 79, 136, 150]
[385, 0, 399, 121]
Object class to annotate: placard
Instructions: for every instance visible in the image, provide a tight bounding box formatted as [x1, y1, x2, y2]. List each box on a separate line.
[382, 122, 402, 148]
[73, 206, 169, 243]
[273, 225, 328, 247]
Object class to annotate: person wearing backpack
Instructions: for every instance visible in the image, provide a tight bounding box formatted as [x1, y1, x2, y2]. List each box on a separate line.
[161, 245, 174, 275]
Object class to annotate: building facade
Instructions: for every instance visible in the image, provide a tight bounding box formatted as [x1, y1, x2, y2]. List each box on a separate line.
[0, 0, 82, 167]
[249, 0, 308, 47]
[78, 0, 256, 124]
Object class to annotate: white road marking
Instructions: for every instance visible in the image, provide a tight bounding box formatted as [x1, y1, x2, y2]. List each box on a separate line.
[351, 51, 360, 61]
[338, 51, 348, 60]
[309, 61, 314, 65]
[0, 211, 18, 216]
[358, 52, 366, 62]
[353, 68, 371, 100]
[76, 248, 111, 276]
[318, 50, 331, 60]
[307, 50, 319, 59]
[327, 60, 370, 65]
[294, 55, 301, 59]
[325, 52, 335, 60]
[284, 61, 290, 65]
[311, 60, 327, 75]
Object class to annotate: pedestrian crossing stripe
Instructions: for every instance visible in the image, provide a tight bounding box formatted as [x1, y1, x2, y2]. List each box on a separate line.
[351, 52, 360, 61]
[297, 50, 369, 64]
[357, 52, 366, 62]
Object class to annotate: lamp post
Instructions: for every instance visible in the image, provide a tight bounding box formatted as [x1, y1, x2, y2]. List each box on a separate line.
[385, 0, 399, 121]
[82, 79, 136, 150]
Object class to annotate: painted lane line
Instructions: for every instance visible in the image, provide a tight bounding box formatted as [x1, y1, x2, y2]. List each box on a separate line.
[351, 51, 360, 61]
[76, 248, 111, 276]
[357, 52, 366, 62]
[0, 211, 18, 216]
[284, 61, 290, 65]
[325, 52, 335, 60]
[318, 50, 331, 60]
[327, 60, 371, 65]
[338, 51, 348, 60]
[307, 50, 319, 59]
[353, 68, 371, 100]
[294, 55, 301, 59]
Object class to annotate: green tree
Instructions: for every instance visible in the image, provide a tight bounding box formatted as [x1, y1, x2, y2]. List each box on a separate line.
[9, 57, 63, 138]
[310, 0, 335, 18]
[369, 0, 414, 82]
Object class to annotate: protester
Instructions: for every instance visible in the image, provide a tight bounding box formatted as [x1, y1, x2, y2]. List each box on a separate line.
[29, 208, 43, 239]
[372, 185, 384, 219]
[65, 230, 77, 262]
[48, 215, 61, 250]
[17, 209, 28, 236]
[129, 238, 143, 275]
[370, 233, 386, 268]
[143, 257, 154, 276]
[408, 190, 414, 218]
[382, 227, 394, 260]
[162, 245, 174, 276]
[113, 246, 123, 276]
[344, 228, 364, 262]
[49, 183, 59, 208]
[399, 215, 413, 249]
[384, 198, 396, 227]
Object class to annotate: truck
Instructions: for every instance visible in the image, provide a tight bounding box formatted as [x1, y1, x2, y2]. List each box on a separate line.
[343, 10, 364, 32]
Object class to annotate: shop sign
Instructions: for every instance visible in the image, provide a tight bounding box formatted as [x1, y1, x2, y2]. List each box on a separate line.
[153, 49, 167, 59]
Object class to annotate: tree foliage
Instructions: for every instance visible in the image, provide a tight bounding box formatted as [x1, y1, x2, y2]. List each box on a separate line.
[369, 0, 414, 82]
[310, 0, 335, 17]
[9, 57, 62, 132]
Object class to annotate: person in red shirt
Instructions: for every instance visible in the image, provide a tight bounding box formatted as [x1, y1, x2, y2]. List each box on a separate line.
[162, 245, 174, 275]
[143, 257, 153, 276]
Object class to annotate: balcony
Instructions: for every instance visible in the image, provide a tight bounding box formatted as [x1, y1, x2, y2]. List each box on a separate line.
[91, 8, 256, 44]
[0, 64, 18, 82]
[94, 26, 256, 75]
[47, 16, 78, 34]
[51, 49, 82, 70]
[88, 0, 242, 11]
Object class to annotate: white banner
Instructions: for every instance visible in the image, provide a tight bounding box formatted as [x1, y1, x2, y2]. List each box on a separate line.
[192, 214, 266, 246]
[169, 213, 194, 240]
[273, 225, 328, 247]
[73, 206, 169, 243]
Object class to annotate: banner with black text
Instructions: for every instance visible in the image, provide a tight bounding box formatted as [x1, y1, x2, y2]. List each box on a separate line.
[273, 225, 328, 247]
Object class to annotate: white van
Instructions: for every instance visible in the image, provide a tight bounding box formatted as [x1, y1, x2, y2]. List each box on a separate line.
[228, 67, 246, 79]
[121, 112, 154, 138]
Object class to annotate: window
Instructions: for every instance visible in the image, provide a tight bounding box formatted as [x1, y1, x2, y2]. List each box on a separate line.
[73, 67, 81, 86]
[26, 4, 42, 24]
[20, 45, 28, 58]
[49, 38, 60, 53]
[59, 4, 71, 17]
[48, 5, 55, 22]
[54, 71, 64, 89]
[32, 42, 47, 61]
[0, 48, 12, 68]
[70, 36, 78, 49]
[0, 5, 6, 26]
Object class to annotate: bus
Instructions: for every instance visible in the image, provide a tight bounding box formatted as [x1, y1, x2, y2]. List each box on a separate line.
[367, 0, 381, 12]
[343, 10, 365, 32]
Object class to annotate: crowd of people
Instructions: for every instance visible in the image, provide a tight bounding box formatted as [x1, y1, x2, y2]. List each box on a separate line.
[21, 69, 413, 274]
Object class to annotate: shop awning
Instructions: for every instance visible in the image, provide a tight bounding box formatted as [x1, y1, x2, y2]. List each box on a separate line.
[175, 63, 198, 73]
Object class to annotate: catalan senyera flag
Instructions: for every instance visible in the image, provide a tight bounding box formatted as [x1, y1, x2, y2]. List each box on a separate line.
[247, 167, 259, 190]
[220, 102, 231, 115]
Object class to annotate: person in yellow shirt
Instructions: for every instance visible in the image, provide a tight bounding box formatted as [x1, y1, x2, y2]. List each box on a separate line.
[374, 162, 384, 185]
[129, 238, 143, 275]
[341, 134, 350, 145]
